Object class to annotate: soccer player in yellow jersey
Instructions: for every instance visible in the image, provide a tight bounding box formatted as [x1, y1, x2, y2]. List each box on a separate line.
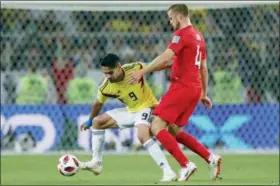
[79, 53, 177, 182]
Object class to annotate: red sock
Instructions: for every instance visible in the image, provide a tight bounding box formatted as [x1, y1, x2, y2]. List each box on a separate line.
[156, 129, 188, 167]
[176, 131, 211, 163]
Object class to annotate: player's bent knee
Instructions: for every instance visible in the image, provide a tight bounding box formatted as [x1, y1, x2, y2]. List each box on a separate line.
[93, 114, 119, 129]
[151, 116, 167, 136]
[168, 124, 183, 137]
[136, 124, 151, 144]
[167, 125, 177, 137]
[92, 118, 104, 129]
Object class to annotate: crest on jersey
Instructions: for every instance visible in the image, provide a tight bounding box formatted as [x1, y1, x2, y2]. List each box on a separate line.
[172, 36, 180, 43]
[196, 34, 201, 41]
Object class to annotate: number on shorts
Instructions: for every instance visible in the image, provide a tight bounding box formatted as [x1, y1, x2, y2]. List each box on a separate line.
[128, 91, 138, 101]
[141, 113, 149, 120]
[195, 45, 202, 69]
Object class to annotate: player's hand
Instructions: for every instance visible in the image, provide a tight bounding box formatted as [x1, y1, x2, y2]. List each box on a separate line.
[126, 70, 144, 84]
[201, 96, 213, 109]
[80, 116, 93, 131]
[80, 124, 91, 131]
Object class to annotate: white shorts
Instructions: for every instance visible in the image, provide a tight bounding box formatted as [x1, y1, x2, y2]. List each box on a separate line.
[106, 107, 153, 129]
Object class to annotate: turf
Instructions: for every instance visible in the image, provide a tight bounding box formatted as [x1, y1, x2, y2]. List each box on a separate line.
[1, 154, 279, 185]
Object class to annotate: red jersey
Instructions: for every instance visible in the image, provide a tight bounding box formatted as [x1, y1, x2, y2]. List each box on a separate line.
[168, 25, 207, 87]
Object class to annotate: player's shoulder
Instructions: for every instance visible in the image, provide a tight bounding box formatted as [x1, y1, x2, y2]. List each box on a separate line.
[98, 78, 110, 92]
[122, 62, 144, 72]
[171, 27, 190, 43]
[173, 25, 192, 36]
[196, 29, 205, 39]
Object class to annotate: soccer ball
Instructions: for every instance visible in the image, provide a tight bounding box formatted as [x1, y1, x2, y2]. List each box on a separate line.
[57, 154, 80, 176]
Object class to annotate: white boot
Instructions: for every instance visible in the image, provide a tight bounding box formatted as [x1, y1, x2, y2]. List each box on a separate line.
[160, 170, 177, 182]
[79, 159, 103, 175]
[208, 154, 222, 180]
[178, 161, 197, 181]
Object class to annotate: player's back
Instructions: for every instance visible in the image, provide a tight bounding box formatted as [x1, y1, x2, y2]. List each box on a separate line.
[97, 62, 158, 112]
[169, 25, 206, 87]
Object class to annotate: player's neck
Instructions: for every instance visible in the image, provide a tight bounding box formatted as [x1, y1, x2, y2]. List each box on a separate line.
[116, 68, 125, 82]
[179, 18, 192, 29]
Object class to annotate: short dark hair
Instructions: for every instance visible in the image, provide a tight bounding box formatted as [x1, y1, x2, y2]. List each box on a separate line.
[100, 53, 120, 68]
[168, 4, 189, 17]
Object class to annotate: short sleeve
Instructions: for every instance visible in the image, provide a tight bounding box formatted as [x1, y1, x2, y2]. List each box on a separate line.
[97, 89, 108, 103]
[139, 62, 147, 67]
[136, 62, 146, 69]
[168, 32, 185, 55]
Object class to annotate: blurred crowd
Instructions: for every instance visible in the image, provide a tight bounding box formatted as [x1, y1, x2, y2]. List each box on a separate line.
[1, 5, 279, 105]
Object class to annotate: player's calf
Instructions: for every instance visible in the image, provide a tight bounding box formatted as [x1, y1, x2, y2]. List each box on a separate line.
[136, 124, 177, 182]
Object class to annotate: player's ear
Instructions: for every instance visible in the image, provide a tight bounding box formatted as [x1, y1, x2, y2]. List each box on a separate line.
[178, 13, 183, 20]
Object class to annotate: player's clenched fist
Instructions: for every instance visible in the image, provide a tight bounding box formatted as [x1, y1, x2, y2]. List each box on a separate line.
[80, 124, 91, 131]
[80, 117, 93, 131]
[201, 96, 213, 109]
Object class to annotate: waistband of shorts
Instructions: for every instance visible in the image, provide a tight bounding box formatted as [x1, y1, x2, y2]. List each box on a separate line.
[170, 78, 202, 88]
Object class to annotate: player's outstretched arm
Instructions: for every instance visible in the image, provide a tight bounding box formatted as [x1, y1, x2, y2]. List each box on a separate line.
[147, 60, 173, 71]
[80, 100, 104, 131]
[127, 49, 174, 84]
[143, 49, 175, 74]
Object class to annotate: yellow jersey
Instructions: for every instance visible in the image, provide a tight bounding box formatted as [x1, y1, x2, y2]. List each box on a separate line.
[97, 62, 158, 112]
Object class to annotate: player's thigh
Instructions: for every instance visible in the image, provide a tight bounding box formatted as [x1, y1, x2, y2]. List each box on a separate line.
[106, 107, 134, 129]
[153, 84, 187, 124]
[150, 115, 169, 135]
[134, 108, 153, 141]
[176, 88, 201, 126]
[134, 107, 153, 127]
[93, 113, 119, 129]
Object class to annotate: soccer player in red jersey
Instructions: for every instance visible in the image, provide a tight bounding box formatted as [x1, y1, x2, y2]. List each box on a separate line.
[128, 4, 222, 181]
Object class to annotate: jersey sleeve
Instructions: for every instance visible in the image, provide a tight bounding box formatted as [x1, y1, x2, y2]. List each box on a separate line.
[139, 62, 147, 67]
[97, 88, 108, 103]
[168, 32, 185, 55]
[133, 61, 146, 69]
[96, 79, 108, 103]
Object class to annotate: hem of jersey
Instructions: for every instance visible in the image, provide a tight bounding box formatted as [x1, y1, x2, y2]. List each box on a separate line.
[126, 104, 157, 113]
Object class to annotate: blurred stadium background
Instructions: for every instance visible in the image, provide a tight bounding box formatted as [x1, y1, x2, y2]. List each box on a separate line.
[1, 1, 279, 185]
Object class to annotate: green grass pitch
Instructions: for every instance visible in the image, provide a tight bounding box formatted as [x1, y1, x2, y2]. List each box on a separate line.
[1, 154, 279, 185]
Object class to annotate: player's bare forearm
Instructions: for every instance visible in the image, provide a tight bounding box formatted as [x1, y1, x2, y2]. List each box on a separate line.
[80, 100, 104, 131]
[90, 100, 104, 118]
[200, 60, 208, 97]
[143, 55, 169, 74]
[160, 61, 173, 70]
[143, 49, 174, 75]
[148, 60, 172, 71]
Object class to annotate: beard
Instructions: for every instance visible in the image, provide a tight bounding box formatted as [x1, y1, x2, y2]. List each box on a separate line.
[171, 22, 180, 30]
[174, 22, 180, 30]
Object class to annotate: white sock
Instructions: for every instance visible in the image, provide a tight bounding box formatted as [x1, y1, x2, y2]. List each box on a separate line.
[91, 128, 105, 162]
[143, 138, 173, 174]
